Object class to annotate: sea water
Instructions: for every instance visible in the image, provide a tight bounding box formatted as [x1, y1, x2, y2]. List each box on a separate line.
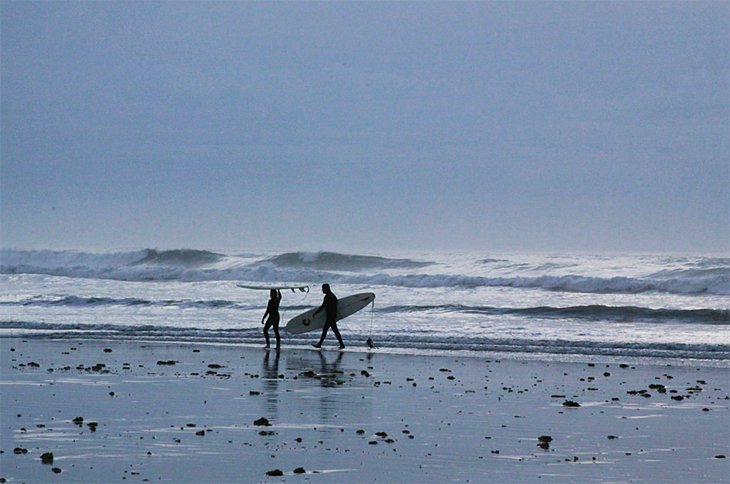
[1, 249, 728, 365]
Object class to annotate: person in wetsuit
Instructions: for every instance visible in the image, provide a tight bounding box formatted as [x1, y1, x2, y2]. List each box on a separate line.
[312, 283, 344, 349]
[262, 289, 282, 350]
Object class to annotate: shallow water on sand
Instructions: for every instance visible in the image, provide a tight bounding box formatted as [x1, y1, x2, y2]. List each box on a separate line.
[2, 339, 728, 482]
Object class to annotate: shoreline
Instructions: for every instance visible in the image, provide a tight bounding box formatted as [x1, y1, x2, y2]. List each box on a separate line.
[2, 337, 729, 482]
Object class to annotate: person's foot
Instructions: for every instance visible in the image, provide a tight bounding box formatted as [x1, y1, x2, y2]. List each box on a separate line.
[339, 344, 346, 350]
[264, 345, 270, 349]
[275, 346, 281, 351]
[312, 344, 321, 349]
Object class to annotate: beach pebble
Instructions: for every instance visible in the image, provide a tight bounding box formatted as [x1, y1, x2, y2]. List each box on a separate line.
[40, 452, 54, 464]
[266, 469, 283, 476]
[715, 455, 726, 459]
[361, 370, 370, 377]
[254, 417, 271, 426]
[538, 435, 552, 443]
[13, 447, 28, 455]
[293, 467, 306, 474]
[52, 467, 62, 474]
[562, 400, 581, 407]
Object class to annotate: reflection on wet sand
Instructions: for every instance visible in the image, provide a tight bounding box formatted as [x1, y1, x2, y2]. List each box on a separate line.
[285, 350, 371, 426]
[262, 349, 280, 418]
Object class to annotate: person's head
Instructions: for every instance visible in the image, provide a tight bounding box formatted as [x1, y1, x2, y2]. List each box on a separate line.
[270, 289, 277, 299]
[321, 283, 330, 294]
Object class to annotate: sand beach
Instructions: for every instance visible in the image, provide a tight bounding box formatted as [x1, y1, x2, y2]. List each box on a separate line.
[1, 338, 728, 483]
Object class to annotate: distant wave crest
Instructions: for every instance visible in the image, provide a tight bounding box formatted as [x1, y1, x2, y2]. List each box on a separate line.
[1, 249, 728, 295]
[263, 251, 432, 271]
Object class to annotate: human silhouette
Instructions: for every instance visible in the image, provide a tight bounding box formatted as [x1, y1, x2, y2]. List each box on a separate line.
[262, 289, 282, 350]
[312, 283, 344, 349]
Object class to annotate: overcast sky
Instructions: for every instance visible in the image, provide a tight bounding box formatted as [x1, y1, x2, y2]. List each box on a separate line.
[1, 1, 728, 253]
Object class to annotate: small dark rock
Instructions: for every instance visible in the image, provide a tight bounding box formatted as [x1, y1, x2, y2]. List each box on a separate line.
[40, 452, 54, 464]
[103, 348, 112, 353]
[13, 447, 28, 454]
[195, 430, 205, 436]
[562, 400, 581, 407]
[356, 429, 365, 435]
[293, 467, 306, 474]
[537, 442, 550, 449]
[266, 469, 283, 476]
[715, 455, 726, 459]
[361, 370, 370, 377]
[52, 467, 62, 474]
[254, 417, 271, 426]
[538, 435, 552, 443]
[608, 435, 619, 440]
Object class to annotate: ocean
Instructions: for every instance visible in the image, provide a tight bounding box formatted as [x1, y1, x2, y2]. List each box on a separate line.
[1, 249, 728, 365]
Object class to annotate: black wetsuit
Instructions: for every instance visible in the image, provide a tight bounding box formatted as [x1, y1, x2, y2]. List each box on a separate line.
[314, 292, 344, 348]
[263, 293, 281, 348]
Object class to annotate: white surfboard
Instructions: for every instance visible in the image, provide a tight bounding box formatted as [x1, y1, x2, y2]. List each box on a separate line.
[237, 284, 309, 292]
[285, 292, 375, 335]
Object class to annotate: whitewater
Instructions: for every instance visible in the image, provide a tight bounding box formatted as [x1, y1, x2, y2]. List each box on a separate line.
[1, 249, 728, 364]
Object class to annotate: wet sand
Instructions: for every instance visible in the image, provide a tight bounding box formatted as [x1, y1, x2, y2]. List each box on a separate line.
[1, 338, 728, 482]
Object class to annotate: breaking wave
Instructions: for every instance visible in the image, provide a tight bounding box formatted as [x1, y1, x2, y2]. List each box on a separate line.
[1, 249, 728, 295]
[263, 251, 431, 271]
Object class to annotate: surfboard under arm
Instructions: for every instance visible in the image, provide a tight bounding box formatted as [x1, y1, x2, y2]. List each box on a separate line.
[236, 284, 309, 293]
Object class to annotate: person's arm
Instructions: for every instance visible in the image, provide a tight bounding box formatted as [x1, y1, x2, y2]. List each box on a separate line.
[312, 298, 325, 316]
[262, 301, 270, 324]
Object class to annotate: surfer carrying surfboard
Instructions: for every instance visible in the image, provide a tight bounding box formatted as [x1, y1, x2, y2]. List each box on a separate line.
[262, 289, 282, 350]
[311, 284, 345, 349]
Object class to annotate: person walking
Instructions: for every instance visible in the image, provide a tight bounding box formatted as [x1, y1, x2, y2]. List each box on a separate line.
[262, 289, 282, 350]
[312, 283, 344, 349]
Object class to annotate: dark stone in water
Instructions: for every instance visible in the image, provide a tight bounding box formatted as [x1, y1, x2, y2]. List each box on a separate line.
[249, 391, 261, 396]
[208, 364, 223, 369]
[375, 431, 388, 437]
[537, 442, 550, 450]
[715, 455, 726, 459]
[40, 452, 54, 464]
[87, 422, 98, 431]
[73, 417, 84, 425]
[266, 469, 283, 476]
[293, 467, 306, 474]
[13, 448, 28, 455]
[562, 401, 581, 407]
[254, 417, 271, 426]
[157, 360, 176, 366]
[356, 429, 365, 435]
[361, 370, 370, 377]
[195, 430, 205, 436]
[538, 435, 552, 443]
[52, 467, 62, 474]
[104, 348, 112, 353]
[608, 435, 619, 440]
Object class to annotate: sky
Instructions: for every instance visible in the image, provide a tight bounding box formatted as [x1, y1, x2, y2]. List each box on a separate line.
[1, 1, 728, 254]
